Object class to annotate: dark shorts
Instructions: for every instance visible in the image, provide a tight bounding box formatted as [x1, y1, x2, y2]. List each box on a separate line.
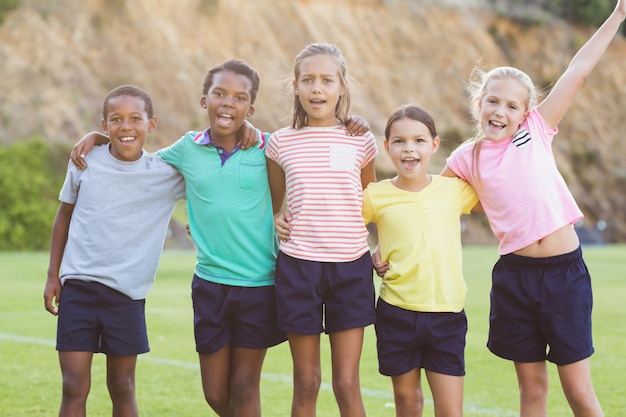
[275, 251, 376, 335]
[488, 246, 594, 365]
[56, 280, 149, 356]
[375, 298, 467, 377]
[191, 275, 286, 354]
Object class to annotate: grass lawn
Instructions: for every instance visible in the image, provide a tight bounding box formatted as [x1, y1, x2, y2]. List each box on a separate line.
[1, 246, 625, 416]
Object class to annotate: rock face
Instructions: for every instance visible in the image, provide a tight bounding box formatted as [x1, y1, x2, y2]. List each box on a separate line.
[1, 0, 625, 242]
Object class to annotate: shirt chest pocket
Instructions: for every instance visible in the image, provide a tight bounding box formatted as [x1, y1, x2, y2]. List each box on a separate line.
[329, 144, 357, 171]
[239, 161, 267, 190]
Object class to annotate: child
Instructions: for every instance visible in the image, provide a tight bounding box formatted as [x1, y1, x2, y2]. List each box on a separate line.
[266, 42, 378, 417]
[442, 2, 626, 415]
[69, 59, 369, 417]
[44, 85, 186, 417]
[363, 104, 478, 417]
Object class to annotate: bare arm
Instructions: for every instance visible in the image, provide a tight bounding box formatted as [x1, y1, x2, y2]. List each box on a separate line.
[361, 159, 377, 190]
[44, 202, 74, 315]
[266, 157, 292, 241]
[70, 131, 110, 169]
[538, 0, 626, 129]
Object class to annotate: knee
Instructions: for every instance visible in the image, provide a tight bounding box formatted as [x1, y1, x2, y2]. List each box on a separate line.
[62, 374, 90, 401]
[293, 371, 322, 400]
[106, 373, 135, 402]
[394, 387, 424, 416]
[230, 378, 259, 406]
[519, 378, 548, 405]
[563, 385, 601, 414]
[332, 373, 361, 404]
[203, 390, 232, 415]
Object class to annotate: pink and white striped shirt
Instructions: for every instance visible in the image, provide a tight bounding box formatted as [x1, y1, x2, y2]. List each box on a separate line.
[266, 125, 378, 262]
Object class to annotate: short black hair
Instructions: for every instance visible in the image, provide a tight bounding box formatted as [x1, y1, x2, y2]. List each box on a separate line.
[102, 85, 154, 119]
[202, 59, 260, 104]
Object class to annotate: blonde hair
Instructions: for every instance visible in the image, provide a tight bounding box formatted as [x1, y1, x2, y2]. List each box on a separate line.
[290, 43, 351, 129]
[464, 66, 539, 180]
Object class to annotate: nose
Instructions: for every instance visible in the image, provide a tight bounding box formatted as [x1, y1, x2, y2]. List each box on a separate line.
[312, 79, 322, 93]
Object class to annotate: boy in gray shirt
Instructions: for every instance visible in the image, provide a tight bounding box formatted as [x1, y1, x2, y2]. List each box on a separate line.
[44, 85, 185, 417]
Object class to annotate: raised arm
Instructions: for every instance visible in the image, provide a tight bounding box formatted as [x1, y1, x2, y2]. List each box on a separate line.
[538, 0, 626, 129]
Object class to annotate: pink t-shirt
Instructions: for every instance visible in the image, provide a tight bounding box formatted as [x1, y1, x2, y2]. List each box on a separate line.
[266, 125, 378, 262]
[446, 108, 583, 255]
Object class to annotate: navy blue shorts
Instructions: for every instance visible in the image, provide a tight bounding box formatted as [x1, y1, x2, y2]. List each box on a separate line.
[488, 246, 594, 365]
[56, 280, 149, 356]
[275, 251, 376, 335]
[191, 275, 286, 354]
[375, 298, 467, 377]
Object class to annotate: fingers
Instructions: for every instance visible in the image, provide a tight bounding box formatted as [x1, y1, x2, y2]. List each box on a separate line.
[70, 146, 87, 170]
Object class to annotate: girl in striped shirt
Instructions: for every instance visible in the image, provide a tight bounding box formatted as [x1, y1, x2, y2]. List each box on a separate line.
[266, 42, 378, 417]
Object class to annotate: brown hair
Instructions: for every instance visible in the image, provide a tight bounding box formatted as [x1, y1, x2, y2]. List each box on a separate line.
[385, 104, 437, 141]
[291, 43, 351, 129]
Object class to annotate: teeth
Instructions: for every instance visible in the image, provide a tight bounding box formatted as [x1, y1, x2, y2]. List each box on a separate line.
[217, 113, 233, 119]
[491, 121, 505, 127]
[119, 137, 135, 142]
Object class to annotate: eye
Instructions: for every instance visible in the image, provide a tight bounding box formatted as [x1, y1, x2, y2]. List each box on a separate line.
[235, 96, 246, 102]
[111, 117, 121, 123]
[131, 116, 142, 122]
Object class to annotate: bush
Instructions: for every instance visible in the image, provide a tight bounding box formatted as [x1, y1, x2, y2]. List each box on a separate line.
[0, 0, 20, 25]
[0, 139, 70, 250]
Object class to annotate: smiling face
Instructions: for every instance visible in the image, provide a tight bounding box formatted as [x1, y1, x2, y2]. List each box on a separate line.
[293, 54, 346, 127]
[479, 77, 529, 142]
[201, 70, 254, 146]
[102, 95, 156, 162]
[385, 117, 440, 191]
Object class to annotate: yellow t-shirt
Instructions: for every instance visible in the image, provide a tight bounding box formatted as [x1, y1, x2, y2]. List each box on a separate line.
[363, 176, 478, 312]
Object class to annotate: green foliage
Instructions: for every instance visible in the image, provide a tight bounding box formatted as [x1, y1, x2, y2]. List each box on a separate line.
[488, 0, 616, 27]
[545, 0, 614, 27]
[0, 0, 19, 24]
[0, 139, 69, 250]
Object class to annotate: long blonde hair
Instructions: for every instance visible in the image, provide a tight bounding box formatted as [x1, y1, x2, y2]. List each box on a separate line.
[290, 43, 351, 129]
[464, 66, 539, 180]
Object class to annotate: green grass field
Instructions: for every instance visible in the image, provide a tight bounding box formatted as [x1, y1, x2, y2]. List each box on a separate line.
[1, 246, 625, 416]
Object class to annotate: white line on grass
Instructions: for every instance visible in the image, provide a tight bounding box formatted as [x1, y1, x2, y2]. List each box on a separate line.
[1, 332, 516, 416]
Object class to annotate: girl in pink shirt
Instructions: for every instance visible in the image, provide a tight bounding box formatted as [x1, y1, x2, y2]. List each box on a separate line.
[442, 2, 626, 416]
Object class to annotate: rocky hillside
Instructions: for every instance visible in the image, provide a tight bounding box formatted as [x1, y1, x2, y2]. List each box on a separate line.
[1, 0, 625, 242]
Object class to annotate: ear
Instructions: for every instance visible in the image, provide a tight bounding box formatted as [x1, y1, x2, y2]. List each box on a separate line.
[200, 95, 207, 109]
[293, 80, 298, 95]
[247, 104, 255, 117]
[340, 79, 348, 97]
[101, 119, 108, 134]
[147, 116, 157, 133]
[432, 136, 441, 153]
[383, 139, 390, 154]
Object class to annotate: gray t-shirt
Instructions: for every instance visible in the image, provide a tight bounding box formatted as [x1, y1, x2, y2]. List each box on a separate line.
[59, 144, 185, 299]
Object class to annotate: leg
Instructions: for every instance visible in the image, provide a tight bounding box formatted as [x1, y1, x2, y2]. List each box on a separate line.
[514, 361, 549, 417]
[425, 370, 463, 417]
[199, 344, 234, 417]
[557, 358, 603, 417]
[328, 328, 366, 417]
[58, 351, 93, 417]
[390, 369, 423, 417]
[230, 347, 267, 417]
[106, 355, 138, 417]
[289, 333, 321, 417]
